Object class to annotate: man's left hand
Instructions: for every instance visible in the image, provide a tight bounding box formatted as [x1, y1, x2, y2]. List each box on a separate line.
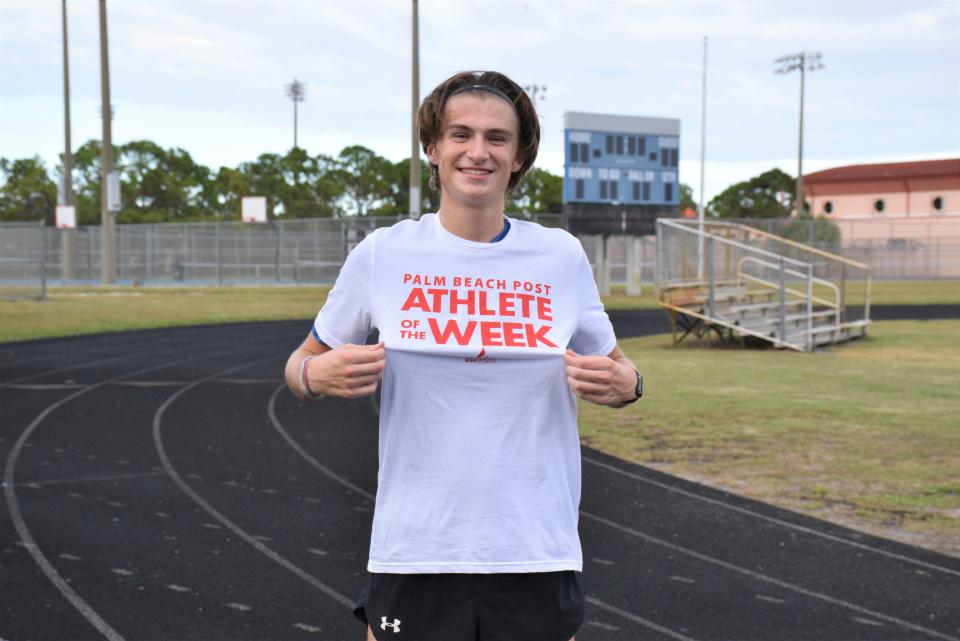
[564, 348, 637, 408]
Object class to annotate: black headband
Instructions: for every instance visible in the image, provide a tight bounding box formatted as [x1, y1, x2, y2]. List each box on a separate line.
[446, 83, 516, 111]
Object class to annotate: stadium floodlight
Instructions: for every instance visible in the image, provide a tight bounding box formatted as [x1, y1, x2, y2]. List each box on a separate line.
[523, 84, 547, 105]
[775, 51, 825, 217]
[285, 78, 307, 149]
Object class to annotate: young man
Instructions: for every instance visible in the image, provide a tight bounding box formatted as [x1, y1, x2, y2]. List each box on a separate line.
[284, 71, 642, 641]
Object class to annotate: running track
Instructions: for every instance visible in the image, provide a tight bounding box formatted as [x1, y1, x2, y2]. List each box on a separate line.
[1, 308, 958, 641]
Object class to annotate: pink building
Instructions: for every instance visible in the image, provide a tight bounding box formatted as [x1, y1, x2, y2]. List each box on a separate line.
[803, 159, 960, 242]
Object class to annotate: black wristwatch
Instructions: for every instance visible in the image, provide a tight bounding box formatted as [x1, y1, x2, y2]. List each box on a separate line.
[624, 370, 643, 404]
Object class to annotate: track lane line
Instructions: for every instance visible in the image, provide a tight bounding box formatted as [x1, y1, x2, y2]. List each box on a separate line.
[582, 455, 960, 578]
[3, 336, 283, 641]
[315, 387, 704, 640]
[581, 510, 960, 641]
[152, 358, 357, 610]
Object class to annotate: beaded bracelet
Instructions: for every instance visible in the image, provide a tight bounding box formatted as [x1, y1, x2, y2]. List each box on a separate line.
[299, 355, 323, 400]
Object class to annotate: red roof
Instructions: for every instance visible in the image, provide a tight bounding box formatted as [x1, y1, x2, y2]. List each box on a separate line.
[804, 159, 960, 183]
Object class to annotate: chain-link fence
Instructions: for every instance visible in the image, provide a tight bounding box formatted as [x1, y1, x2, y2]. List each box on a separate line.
[0, 214, 956, 297]
[0, 222, 47, 300]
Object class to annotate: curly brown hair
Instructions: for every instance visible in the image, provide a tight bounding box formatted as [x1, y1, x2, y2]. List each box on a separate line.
[418, 71, 540, 194]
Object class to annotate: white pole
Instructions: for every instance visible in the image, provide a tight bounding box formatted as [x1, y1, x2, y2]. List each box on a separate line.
[697, 35, 708, 281]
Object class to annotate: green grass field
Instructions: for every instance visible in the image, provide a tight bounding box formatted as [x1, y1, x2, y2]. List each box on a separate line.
[1, 281, 957, 556]
[0, 279, 957, 342]
[580, 320, 960, 556]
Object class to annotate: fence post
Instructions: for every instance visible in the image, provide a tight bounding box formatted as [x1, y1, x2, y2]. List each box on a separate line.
[839, 262, 847, 324]
[626, 236, 641, 296]
[41, 223, 48, 301]
[707, 236, 715, 318]
[806, 263, 813, 351]
[216, 222, 223, 286]
[294, 239, 300, 285]
[778, 256, 787, 344]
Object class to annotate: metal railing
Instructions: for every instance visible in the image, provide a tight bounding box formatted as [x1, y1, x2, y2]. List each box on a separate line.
[656, 219, 872, 351]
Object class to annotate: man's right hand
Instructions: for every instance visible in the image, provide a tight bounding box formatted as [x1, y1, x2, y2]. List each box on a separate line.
[304, 341, 386, 398]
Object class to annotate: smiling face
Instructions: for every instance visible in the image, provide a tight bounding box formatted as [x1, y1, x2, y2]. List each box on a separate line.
[426, 93, 523, 212]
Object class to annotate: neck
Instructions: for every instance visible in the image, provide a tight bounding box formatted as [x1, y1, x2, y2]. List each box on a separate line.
[437, 196, 506, 242]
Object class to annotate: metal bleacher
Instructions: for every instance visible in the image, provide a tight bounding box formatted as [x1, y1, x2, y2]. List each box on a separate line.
[655, 219, 872, 352]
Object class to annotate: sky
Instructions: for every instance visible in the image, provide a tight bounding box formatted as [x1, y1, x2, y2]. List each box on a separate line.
[1, 0, 958, 204]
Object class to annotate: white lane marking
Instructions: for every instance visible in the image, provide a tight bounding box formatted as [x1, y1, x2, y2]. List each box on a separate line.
[6, 383, 87, 390]
[106, 502, 127, 508]
[755, 595, 786, 604]
[224, 602, 252, 612]
[267, 385, 375, 502]
[203, 523, 222, 530]
[305, 388, 700, 641]
[581, 510, 959, 641]
[591, 558, 615, 565]
[1, 472, 167, 489]
[852, 617, 885, 627]
[4, 380, 129, 641]
[112, 380, 186, 387]
[582, 456, 960, 578]
[2, 341, 258, 641]
[307, 548, 328, 556]
[166, 584, 191, 593]
[304, 497, 321, 503]
[153, 361, 356, 611]
[586, 597, 699, 641]
[585, 620, 620, 631]
[293, 622, 323, 633]
[111, 568, 135, 577]
[253, 535, 273, 542]
[58, 553, 82, 562]
[669, 575, 696, 584]
[152, 511, 171, 518]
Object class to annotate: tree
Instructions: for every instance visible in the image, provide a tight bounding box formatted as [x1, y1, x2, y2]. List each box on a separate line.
[0, 156, 58, 223]
[69, 139, 104, 225]
[707, 168, 795, 219]
[387, 158, 437, 217]
[335, 145, 397, 216]
[677, 183, 696, 215]
[506, 167, 562, 214]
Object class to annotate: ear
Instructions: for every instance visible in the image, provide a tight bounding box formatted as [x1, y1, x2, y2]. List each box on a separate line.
[512, 155, 523, 173]
[426, 143, 439, 166]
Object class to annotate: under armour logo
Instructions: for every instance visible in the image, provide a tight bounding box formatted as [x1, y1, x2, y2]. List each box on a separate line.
[381, 616, 401, 633]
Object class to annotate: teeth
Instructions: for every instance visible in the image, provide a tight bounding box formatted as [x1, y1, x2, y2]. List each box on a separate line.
[461, 169, 492, 175]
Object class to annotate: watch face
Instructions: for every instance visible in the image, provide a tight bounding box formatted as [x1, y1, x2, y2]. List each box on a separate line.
[635, 371, 643, 399]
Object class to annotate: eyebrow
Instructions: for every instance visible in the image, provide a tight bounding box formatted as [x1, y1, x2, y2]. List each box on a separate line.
[446, 123, 515, 138]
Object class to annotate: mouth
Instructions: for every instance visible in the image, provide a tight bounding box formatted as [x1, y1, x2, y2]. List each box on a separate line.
[458, 167, 494, 176]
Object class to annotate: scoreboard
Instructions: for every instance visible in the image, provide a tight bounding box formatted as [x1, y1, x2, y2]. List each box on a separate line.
[563, 112, 681, 207]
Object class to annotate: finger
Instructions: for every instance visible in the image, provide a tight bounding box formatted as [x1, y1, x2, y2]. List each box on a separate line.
[565, 364, 614, 385]
[345, 372, 384, 388]
[344, 360, 386, 377]
[566, 376, 610, 396]
[346, 381, 380, 398]
[339, 346, 386, 364]
[570, 355, 616, 371]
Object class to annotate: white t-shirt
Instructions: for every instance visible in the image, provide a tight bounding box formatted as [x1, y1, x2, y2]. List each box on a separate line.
[313, 213, 616, 573]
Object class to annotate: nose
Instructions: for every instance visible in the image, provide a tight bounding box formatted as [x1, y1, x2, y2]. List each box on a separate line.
[466, 135, 489, 161]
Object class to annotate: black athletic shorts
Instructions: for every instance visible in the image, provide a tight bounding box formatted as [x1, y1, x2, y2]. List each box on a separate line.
[353, 571, 585, 641]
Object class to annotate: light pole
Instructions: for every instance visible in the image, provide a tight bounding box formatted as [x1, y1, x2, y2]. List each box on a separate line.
[523, 84, 547, 105]
[99, 0, 117, 284]
[775, 51, 824, 217]
[61, 0, 74, 208]
[409, 0, 421, 219]
[285, 78, 306, 149]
